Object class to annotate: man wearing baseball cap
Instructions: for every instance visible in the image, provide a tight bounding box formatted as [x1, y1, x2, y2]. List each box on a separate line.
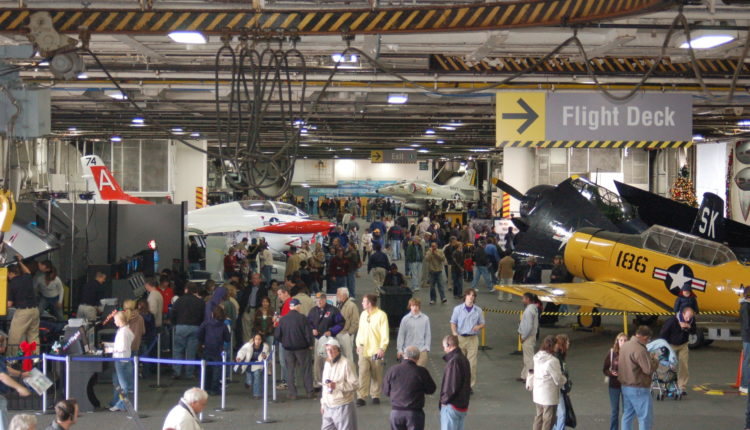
[320, 338, 359, 430]
[309, 292, 345, 392]
[274, 298, 315, 400]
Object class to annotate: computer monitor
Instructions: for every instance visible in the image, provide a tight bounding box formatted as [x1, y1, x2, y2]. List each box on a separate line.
[61, 325, 89, 355]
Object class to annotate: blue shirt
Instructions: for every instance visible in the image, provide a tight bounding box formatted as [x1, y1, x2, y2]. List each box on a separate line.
[450, 304, 485, 336]
[396, 312, 431, 353]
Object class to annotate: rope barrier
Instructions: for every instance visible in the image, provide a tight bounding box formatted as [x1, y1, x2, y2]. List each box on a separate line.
[5, 355, 41, 362]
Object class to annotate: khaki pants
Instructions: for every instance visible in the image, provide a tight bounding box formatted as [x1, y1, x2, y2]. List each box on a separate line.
[371, 268, 386, 289]
[9, 308, 40, 356]
[322, 402, 358, 430]
[77, 304, 98, 322]
[533, 404, 557, 430]
[670, 342, 689, 390]
[458, 335, 479, 388]
[357, 355, 384, 400]
[498, 278, 513, 301]
[417, 350, 429, 367]
[521, 337, 535, 379]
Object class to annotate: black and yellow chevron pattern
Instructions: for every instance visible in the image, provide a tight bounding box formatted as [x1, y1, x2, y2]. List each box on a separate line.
[431, 54, 750, 78]
[482, 307, 738, 316]
[0, 0, 674, 35]
[497, 140, 692, 149]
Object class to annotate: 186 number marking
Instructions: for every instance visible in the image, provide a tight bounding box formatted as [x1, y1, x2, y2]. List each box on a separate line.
[615, 251, 648, 273]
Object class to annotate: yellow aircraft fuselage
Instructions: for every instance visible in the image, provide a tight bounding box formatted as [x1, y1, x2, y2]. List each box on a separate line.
[564, 227, 744, 313]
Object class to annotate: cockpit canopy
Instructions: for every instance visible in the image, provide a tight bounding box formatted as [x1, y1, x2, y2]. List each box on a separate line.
[642, 225, 736, 266]
[238, 200, 309, 218]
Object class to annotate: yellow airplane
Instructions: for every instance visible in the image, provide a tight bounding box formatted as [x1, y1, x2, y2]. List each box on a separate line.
[496, 225, 745, 323]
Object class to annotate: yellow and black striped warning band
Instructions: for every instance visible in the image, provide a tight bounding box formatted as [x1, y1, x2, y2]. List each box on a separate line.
[431, 55, 750, 79]
[496, 140, 692, 149]
[0, 0, 673, 35]
[482, 308, 739, 316]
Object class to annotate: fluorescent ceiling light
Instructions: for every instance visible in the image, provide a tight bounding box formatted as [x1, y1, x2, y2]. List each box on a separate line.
[331, 53, 358, 63]
[293, 119, 305, 127]
[680, 34, 734, 49]
[417, 149, 430, 153]
[105, 90, 128, 100]
[300, 143, 310, 147]
[388, 94, 408, 104]
[301, 183, 310, 188]
[738, 120, 750, 127]
[439, 125, 456, 131]
[132, 117, 144, 124]
[190, 132, 201, 137]
[171, 127, 185, 135]
[395, 147, 415, 151]
[168, 31, 206, 44]
[425, 129, 435, 135]
[111, 136, 122, 142]
[692, 134, 704, 141]
[344, 147, 352, 151]
[38, 61, 49, 66]
[436, 140, 445, 144]
[67, 127, 77, 131]
[300, 128, 308, 134]
[77, 73, 88, 79]
[446, 121, 464, 127]
[470, 148, 490, 152]
[410, 143, 421, 147]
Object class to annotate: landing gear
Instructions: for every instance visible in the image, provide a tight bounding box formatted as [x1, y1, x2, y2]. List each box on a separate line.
[577, 307, 602, 329]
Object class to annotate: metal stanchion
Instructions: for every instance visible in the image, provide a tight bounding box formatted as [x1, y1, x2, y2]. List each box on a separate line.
[271, 345, 277, 402]
[623, 312, 629, 336]
[257, 356, 275, 424]
[40, 353, 51, 415]
[215, 352, 234, 412]
[150, 334, 163, 388]
[228, 330, 234, 382]
[64, 355, 71, 399]
[199, 359, 213, 423]
[132, 356, 147, 417]
[511, 313, 522, 355]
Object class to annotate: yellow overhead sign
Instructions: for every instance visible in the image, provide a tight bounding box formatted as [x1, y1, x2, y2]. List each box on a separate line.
[371, 150, 384, 163]
[496, 92, 546, 143]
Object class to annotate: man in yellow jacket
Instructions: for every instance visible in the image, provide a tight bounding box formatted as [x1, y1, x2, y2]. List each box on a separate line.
[355, 293, 389, 406]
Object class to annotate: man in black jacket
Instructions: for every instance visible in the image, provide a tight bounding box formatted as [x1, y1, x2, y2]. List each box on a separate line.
[367, 244, 391, 288]
[274, 298, 315, 400]
[171, 282, 205, 379]
[308, 292, 345, 391]
[439, 334, 471, 430]
[383, 345, 436, 430]
[659, 307, 696, 396]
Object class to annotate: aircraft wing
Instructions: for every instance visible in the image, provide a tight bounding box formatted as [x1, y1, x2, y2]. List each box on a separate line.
[495, 282, 672, 313]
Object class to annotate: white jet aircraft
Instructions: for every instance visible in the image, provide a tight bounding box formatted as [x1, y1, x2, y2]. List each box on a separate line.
[376, 168, 480, 211]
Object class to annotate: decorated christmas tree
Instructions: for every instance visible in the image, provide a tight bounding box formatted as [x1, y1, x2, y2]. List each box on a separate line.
[670, 165, 698, 207]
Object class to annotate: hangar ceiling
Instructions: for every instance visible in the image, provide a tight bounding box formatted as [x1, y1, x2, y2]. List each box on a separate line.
[0, 0, 749, 161]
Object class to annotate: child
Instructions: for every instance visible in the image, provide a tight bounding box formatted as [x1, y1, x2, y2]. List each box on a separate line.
[463, 250, 474, 282]
[674, 285, 699, 322]
[110, 311, 134, 412]
[235, 333, 270, 399]
[199, 306, 231, 395]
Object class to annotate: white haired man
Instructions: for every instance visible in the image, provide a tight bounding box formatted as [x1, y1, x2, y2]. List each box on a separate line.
[8, 414, 36, 430]
[320, 338, 358, 430]
[162, 387, 208, 430]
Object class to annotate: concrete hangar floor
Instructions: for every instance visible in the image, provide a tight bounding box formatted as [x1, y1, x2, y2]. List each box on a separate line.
[14, 259, 746, 430]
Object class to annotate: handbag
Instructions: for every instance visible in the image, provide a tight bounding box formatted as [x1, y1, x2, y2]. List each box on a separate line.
[562, 391, 577, 428]
[604, 349, 613, 384]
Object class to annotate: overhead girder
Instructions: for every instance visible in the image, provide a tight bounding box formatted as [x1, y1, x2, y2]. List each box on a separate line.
[0, 0, 674, 35]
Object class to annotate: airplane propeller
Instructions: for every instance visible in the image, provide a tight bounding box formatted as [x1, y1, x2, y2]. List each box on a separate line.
[492, 178, 526, 201]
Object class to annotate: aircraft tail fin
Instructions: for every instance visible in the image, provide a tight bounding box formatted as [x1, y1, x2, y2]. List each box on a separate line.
[80, 155, 154, 205]
[455, 168, 477, 189]
[690, 192, 724, 242]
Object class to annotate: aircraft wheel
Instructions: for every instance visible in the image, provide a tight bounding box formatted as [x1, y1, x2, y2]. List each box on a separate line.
[577, 307, 602, 329]
[688, 329, 705, 350]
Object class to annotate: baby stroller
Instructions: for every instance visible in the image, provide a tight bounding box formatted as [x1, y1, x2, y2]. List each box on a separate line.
[647, 339, 681, 401]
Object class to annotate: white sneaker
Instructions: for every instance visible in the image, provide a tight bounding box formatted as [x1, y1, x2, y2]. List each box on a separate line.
[740, 387, 748, 394]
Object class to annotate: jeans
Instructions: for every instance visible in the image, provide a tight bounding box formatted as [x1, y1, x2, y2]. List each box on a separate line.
[245, 369, 264, 397]
[392, 240, 402, 260]
[204, 353, 222, 394]
[173, 325, 200, 377]
[409, 262, 422, 291]
[609, 387, 622, 430]
[346, 272, 356, 298]
[429, 271, 446, 302]
[471, 266, 493, 291]
[554, 391, 565, 430]
[621, 386, 652, 430]
[38, 295, 64, 321]
[261, 265, 273, 284]
[451, 269, 463, 298]
[279, 344, 287, 382]
[112, 360, 134, 409]
[742, 342, 750, 389]
[440, 405, 466, 430]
